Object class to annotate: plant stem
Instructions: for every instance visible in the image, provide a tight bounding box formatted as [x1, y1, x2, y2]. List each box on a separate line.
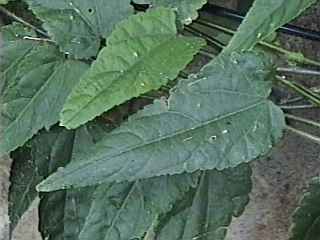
[0, 6, 49, 37]
[23, 36, 55, 43]
[199, 49, 215, 58]
[285, 114, 320, 129]
[286, 125, 320, 145]
[276, 76, 320, 106]
[194, 19, 320, 67]
[184, 26, 225, 50]
[280, 104, 315, 110]
[277, 67, 320, 76]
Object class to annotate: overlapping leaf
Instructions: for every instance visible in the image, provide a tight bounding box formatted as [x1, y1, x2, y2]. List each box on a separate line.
[79, 173, 197, 240]
[8, 145, 39, 233]
[0, 24, 88, 154]
[157, 165, 252, 240]
[225, 0, 317, 53]
[290, 177, 320, 240]
[60, 7, 205, 129]
[133, 0, 207, 24]
[25, 0, 133, 58]
[26, 123, 111, 240]
[38, 51, 285, 192]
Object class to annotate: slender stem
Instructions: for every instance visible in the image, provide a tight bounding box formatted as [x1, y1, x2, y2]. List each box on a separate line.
[199, 49, 215, 58]
[0, 6, 49, 37]
[184, 26, 225, 50]
[280, 104, 315, 110]
[286, 125, 320, 145]
[277, 67, 320, 76]
[23, 36, 55, 43]
[195, 19, 320, 67]
[276, 76, 320, 106]
[285, 114, 320, 129]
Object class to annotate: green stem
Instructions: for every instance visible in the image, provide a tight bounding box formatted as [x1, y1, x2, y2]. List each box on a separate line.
[280, 104, 315, 110]
[277, 67, 320, 76]
[286, 126, 320, 145]
[0, 6, 49, 37]
[276, 76, 320, 106]
[184, 26, 225, 50]
[285, 114, 320, 129]
[194, 20, 320, 68]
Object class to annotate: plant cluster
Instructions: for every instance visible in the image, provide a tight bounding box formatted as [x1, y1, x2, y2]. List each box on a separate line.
[1, 0, 320, 239]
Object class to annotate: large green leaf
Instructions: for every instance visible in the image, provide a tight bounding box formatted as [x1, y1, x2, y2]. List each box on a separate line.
[37, 51, 285, 192]
[157, 165, 252, 240]
[133, 0, 207, 24]
[60, 7, 205, 129]
[290, 177, 320, 240]
[26, 0, 133, 58]
[225, 0, 317, 53]
[0, 25, 88, 154]
[79, 174, 197, 240]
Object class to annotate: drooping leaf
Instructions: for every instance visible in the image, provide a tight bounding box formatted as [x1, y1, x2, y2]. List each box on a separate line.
[8, 145, 40, 234]
[133, 0, 207, 24]
[79, 173, 198, 240]
[157, 164, 252, 240]
[25, 0, 133, 58]
[0, 24, 89, 154]
[35, 128, 76, 240]
[37, 51, 285, 192]
[225, 0, 317, 53]
[60, 7, 205, 129]
[290, 177, 320, 240]
[32, 122, 111, 240]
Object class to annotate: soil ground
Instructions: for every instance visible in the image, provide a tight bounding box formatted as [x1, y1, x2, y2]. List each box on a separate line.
[0, 1, 320, 240]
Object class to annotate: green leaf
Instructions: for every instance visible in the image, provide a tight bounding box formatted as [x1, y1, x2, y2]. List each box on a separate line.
[0, 0, 9, 4]
[0, 25, 89, 154]
[290, 177, 320, 240]
[8, 145, 40, 234]
[133, 0, 207, 24]
[37, 51, 285, 192]
[79, 174, 198, 240]
[225, 0, 317, 53]
[26, 0, 133, 58]
[35, 129, 76, 240]
[33, 123, 110, 240]
[157, 164, 252, 240]
[60, 7, 205, 129]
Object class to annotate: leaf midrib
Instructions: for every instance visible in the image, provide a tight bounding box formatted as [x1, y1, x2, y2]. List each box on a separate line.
[1, 60, 62, 151]
[62, 35, 182, 126]
[61, 100, 268, 181]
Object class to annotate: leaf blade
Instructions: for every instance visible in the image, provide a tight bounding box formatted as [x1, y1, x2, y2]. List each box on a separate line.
[225, 0, 317, 52]
[157, 165, 252, 240]
[0, 26, 88, 154]
[290, 177, 320, 240]
[38, 51, 285, 191]
[26, 0, 133, 58]
[60, 8, 205, 129]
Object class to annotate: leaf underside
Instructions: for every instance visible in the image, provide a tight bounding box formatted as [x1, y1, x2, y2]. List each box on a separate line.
[0, 24, 89, 154]
[26, 0, 133, 59]
[290, 177, 320, 240]
[60, 7, 205, 129]
[38, 51, 285, 192]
